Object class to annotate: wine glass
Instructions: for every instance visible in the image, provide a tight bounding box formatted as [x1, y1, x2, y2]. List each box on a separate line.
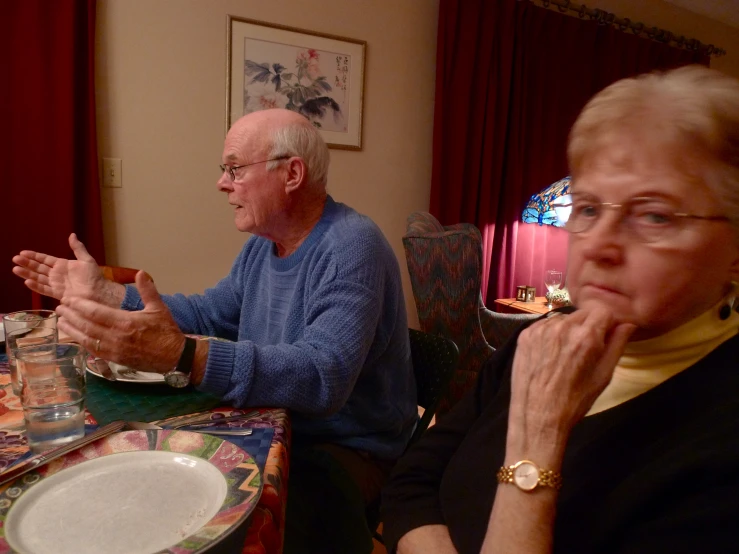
[544, 270, 563, 308]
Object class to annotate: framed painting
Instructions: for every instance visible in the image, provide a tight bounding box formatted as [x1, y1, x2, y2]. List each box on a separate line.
[226, 16, 366, 150]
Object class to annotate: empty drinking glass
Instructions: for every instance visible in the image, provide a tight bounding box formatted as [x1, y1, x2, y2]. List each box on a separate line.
[544, 270, 563, 308]
[3, 310, 58, 395]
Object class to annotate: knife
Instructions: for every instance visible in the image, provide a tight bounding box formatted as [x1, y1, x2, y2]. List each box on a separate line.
[0, 420, 126, 487]
[153, 410, 261, 428]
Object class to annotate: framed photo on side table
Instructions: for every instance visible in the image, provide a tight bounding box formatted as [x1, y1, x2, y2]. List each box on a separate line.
[226, 16, 366, 150]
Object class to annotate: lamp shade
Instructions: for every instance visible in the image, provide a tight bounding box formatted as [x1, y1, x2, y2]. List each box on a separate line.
[521, 176, 572, 227]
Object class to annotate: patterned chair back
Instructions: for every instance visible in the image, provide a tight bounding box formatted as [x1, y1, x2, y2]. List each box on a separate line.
[403, 212, 537, 414]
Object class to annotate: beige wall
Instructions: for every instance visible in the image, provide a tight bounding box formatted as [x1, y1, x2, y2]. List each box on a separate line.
[96, 0, 737, 327]
[95, 0, 440, 328]
[585, 0, 739, 78]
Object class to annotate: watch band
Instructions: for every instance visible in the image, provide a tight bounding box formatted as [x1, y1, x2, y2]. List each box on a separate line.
[175, 336, 197, 375]
[497, 460, 563, 491]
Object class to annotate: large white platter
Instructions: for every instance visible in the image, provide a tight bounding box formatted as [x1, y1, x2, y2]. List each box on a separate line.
[0, 430, 263, 554]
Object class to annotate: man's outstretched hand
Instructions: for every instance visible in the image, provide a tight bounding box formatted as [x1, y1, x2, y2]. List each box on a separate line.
[12, 233, 125, 307]
[56, 270, 185, 373]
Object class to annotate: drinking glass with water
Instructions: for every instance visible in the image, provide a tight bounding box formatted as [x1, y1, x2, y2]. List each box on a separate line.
[15, 343, 87, 454]
[6, 327, 57, 397]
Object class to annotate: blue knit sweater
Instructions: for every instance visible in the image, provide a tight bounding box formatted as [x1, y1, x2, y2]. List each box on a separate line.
[122, 196, 417, 459]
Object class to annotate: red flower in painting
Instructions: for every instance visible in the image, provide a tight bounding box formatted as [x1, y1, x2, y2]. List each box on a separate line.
[244, 46, 342, 129]
[259, 96, 279, 109]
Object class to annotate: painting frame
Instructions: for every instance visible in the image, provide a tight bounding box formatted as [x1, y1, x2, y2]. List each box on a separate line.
[226, 16, 366, 151]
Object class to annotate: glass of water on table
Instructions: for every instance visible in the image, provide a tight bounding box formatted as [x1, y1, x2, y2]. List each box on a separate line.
[15, 343, 87, 454]
[3, 310, 58, 396]
[7, 328, 58, 396]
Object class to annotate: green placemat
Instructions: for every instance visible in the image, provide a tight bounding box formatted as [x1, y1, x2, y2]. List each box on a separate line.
[85, 373, 222, 425]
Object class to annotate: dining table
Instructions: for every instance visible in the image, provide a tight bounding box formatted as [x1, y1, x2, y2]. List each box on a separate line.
[0, 351, 292, 554]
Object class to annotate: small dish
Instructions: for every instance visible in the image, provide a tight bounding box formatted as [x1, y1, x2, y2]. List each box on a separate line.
[85, 358, 165, 384]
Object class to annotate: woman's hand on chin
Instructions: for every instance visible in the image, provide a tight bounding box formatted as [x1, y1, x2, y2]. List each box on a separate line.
[506, 306, 636, 463]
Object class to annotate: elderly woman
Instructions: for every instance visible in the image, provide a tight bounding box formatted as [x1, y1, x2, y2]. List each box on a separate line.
[382, 65, 739, 554]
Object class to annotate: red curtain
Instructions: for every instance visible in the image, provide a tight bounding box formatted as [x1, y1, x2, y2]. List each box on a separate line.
[0, 0, 104, 312]
[431, 0, 707, 302]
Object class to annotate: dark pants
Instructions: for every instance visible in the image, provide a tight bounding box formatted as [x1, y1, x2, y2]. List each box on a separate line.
[284, 442, 394, 554]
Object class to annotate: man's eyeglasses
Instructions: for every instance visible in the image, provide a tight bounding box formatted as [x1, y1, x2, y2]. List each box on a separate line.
[563, 193, 732, 243]
[219, 156, 289, 182]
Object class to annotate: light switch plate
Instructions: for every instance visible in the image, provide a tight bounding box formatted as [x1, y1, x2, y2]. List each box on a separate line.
[102, 158, 122, 188]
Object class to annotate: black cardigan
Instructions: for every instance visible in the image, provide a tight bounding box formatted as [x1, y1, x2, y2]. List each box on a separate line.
[381, 326, 739, 553]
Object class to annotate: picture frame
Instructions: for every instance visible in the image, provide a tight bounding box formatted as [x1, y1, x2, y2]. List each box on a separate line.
[516, 286, 527, 302]
[226, 16, 366, 151]
[525, 286, 537, 303]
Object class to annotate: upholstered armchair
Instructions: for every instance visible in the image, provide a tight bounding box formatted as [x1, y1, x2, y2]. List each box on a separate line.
[402, 212, 537, 415]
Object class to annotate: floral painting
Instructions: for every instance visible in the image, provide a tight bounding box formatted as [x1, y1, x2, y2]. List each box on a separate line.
[243, 43, 351, 133]
[227, 18, 365, 150]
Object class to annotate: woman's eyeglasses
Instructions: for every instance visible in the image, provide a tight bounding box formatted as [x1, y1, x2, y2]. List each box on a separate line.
[563, 193, 732, 243]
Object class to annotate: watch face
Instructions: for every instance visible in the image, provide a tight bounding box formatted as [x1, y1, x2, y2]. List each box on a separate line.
[165, 371, 189, 388]
[513, 461, 540, 491]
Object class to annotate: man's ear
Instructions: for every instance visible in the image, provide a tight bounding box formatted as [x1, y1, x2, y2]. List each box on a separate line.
[284, 157, 307, 194]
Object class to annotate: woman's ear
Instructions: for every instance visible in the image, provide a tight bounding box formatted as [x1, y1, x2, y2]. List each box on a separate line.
[284, 157, 307, 194]
[730, 247, 739, 284]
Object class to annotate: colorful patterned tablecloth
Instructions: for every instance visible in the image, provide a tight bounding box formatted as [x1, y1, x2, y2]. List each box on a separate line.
[0, 357, 291, 554]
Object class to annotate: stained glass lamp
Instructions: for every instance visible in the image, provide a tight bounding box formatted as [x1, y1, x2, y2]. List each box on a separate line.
[521, 176, 572, 227]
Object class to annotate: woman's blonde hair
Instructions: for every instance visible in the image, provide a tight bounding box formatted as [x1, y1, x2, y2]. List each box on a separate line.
[568, 65, 739, 223]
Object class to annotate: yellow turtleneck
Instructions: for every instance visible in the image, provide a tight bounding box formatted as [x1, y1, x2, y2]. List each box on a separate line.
[586, 298, 739, 416]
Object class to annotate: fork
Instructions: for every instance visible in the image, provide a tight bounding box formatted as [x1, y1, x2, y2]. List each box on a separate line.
[93, 358, 117, 381]
[93, 359, 139, 380]
[153, 410, 260, 429]
[124, 421, 253, 436]
[116, 368, 139, 377]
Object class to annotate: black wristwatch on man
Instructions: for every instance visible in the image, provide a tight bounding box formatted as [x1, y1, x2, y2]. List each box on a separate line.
[164, 336, 197, 388]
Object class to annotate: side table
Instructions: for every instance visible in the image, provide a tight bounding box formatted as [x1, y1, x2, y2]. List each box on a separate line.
[494, 296, 553, 315]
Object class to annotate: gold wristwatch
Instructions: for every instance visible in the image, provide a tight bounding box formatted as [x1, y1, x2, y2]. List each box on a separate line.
[496, 460, 562, 492]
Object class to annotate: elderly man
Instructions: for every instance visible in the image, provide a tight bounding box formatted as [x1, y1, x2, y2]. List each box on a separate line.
[13, 109, 417, 553]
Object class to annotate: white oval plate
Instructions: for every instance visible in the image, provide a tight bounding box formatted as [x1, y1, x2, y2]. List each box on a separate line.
[7, 451, 225, 553]
[0, 430, 263, 554]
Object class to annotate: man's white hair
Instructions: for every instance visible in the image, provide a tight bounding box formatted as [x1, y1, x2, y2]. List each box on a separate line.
[267, 119, 330, 188]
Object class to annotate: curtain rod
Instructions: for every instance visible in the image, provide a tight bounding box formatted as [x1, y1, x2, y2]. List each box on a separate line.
[527, 0, 727, 57]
